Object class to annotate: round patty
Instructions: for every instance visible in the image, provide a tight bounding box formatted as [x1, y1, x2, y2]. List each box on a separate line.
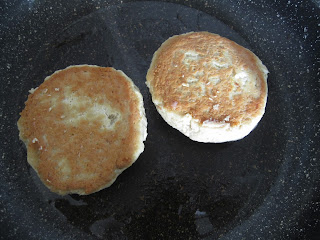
[18, 65, 147, 195]
[146, 32, 268, 143]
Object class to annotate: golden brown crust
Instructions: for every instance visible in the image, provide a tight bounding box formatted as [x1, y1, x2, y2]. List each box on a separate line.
[18, 65, 145, 195]
[146, 32, 268, 127]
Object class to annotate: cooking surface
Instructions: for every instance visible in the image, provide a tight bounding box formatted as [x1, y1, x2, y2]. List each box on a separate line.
[1, 0, 320, 239]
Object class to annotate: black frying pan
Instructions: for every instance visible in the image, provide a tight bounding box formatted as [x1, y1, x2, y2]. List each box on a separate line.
[1, 0, 319, 239]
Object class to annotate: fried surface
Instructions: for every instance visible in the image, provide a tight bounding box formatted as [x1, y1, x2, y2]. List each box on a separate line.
[18, 65, 147, 195]
[147, 32, 268, 127]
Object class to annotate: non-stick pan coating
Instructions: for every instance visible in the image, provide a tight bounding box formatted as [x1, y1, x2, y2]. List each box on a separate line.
[1, 0, 319, 239]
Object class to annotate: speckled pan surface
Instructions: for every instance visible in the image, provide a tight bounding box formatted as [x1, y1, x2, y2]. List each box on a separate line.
[1, 0, 319, 239]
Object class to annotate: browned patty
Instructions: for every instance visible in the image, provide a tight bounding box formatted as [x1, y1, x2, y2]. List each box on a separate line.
[146, 32, 268, 128]
[18, 65, 147, 195]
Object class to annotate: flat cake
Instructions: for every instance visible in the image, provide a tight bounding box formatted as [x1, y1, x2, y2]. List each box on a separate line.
[18, 65, 147, 195]
[146, 32, 268, 143]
